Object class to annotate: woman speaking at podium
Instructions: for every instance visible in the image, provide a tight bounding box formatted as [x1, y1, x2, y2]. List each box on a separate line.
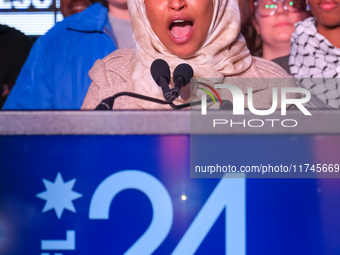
[82, 0, 295, 110]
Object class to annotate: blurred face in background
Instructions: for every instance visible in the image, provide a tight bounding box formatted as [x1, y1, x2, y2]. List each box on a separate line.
[308, 0, 340, 30]
[252, 0, 309, 59]
[309, 0, 340, 47]
[107, 0, 128, 8]
[107, 0, 129, 19]
[60, 0, 91, 17]
[145, 0, 214, 58]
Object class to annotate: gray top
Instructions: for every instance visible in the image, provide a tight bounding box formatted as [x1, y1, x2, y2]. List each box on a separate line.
[0, 110, 339, 135]
[108, 13, 135, 49]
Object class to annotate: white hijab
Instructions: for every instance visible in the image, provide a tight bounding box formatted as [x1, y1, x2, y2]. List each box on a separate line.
[128, 0, 252, 109]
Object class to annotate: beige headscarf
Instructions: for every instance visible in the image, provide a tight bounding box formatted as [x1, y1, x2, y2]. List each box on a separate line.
[128, 0, 252, 109]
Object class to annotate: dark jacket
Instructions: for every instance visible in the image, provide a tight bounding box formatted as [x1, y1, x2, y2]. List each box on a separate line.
[0, 25, 32, 108]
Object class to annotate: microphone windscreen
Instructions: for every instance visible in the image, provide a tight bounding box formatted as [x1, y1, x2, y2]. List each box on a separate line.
[150, 59, 171, 85]
[173, 63, 194, 85]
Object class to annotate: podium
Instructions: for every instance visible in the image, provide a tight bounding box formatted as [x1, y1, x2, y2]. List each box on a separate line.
[0, 111, 339, 255]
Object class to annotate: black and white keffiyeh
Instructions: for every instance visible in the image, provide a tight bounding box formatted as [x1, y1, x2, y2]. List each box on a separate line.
[289, 17, 340, 109]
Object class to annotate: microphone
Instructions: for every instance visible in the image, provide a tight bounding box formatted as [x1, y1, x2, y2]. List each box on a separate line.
[173, 63, 194, 98]
[95, 60, 196, 110]
[150, 59, 175, 102]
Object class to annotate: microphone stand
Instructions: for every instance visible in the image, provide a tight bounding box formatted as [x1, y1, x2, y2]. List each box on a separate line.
[95, 91, 209, 110]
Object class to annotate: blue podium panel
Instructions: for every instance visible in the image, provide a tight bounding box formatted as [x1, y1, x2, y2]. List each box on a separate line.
[0, 134, 339, 255]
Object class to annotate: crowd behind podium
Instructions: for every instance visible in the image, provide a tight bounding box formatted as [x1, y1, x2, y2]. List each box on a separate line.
[1, 0, 340, 110]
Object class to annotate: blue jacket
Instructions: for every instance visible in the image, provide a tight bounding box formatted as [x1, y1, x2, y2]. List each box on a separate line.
[3, 3, 117, 110]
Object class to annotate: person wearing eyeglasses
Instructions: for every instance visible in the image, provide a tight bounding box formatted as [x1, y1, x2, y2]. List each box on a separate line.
[250, 0, 309, 63]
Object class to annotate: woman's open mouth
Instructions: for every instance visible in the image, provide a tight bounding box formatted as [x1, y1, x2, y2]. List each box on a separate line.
[168, 19, 194, 44]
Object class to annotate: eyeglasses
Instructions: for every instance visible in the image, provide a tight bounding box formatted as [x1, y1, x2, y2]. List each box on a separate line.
[254, 0, 303, 17]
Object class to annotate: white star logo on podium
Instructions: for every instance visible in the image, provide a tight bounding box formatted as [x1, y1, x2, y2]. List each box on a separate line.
[36, 172, 82, 219]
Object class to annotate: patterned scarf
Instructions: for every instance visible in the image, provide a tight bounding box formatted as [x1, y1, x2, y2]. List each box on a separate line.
[289, 17, 340, 109]
[127, 0, 252, 109]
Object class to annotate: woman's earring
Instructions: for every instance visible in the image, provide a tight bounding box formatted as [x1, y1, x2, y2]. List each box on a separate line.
[305, 0, 310, 11]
